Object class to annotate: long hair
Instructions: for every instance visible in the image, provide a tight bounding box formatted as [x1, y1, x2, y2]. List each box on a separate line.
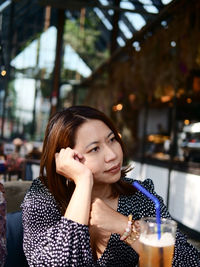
[40, 106, 137, 215]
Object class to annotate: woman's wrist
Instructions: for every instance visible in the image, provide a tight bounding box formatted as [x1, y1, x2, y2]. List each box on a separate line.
[75, 171, 93, 188]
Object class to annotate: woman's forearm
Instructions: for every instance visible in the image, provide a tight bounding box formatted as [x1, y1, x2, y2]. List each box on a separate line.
[64, 177, 93, 225]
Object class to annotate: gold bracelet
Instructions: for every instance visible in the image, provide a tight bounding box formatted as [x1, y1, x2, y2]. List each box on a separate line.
[124, 220, 140, 246]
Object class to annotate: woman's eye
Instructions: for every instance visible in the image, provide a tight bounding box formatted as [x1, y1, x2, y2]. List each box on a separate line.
[110, 136, 116, 142]
[90, 147, 99, 153]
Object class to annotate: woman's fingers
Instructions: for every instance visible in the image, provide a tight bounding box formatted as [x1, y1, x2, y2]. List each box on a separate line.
[90, 198, 129, 234]
[55, 147, 92, 184]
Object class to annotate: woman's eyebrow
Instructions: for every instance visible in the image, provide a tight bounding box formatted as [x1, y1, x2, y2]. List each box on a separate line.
[107, 131, 114, 139]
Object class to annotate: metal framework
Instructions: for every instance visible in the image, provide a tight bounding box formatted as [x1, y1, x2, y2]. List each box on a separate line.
[0, 0, 168, 68]
[0, 0, 171, 136]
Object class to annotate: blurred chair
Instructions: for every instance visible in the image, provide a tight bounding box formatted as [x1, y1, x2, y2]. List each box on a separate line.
[4, 211, 28, 267]
[4, 181, 31, 213]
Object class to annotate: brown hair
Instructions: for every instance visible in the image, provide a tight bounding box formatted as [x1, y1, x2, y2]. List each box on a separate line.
[40, 106, 137, 215]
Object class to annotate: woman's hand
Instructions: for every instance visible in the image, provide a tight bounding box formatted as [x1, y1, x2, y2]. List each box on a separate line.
[90, 198, 141, 254]
[89, 198, 127, 235]
[55, 147, 93, 186]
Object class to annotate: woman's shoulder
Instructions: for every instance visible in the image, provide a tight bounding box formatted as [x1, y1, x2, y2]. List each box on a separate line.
[22, 177, 56, 209]
[21, 178, 62, 231]
[27, 177, 49, 196]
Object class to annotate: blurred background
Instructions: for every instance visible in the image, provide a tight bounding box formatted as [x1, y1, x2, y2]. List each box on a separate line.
[0, 0, 199, 247]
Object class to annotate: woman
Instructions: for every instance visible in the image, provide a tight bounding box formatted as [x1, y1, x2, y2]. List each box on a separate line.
[22, 106, 200, 266]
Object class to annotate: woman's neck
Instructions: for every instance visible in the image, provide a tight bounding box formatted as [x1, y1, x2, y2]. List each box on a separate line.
[91, 183, 112, 201]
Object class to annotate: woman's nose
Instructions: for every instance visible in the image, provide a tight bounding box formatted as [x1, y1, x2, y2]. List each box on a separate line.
[104, 146, 117, 162]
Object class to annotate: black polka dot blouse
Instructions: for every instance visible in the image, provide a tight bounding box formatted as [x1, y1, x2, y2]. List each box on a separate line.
[21, 178, 200, 266]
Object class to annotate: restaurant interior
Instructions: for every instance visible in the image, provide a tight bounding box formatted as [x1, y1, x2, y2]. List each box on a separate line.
[0, 0, 199, 261]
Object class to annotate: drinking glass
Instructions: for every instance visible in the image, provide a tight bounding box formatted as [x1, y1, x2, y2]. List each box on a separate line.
[139, 217, 177, 267]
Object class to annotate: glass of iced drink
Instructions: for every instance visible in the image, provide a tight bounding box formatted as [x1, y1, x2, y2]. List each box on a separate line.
[139, 217, 177, 267]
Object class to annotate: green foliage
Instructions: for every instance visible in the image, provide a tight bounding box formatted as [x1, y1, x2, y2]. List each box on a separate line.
[40, 78, 52, 98]
[64, 11, 109, 70]
[61, 68, 82, 81]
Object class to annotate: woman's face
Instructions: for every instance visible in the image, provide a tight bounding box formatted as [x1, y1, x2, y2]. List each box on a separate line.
[73, 119, 123, 185]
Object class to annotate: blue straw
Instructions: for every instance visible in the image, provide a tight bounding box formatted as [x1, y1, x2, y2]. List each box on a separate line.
[133, 181, 161, 240]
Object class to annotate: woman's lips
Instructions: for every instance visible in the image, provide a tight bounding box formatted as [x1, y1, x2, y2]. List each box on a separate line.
[105, 163, 121, 174]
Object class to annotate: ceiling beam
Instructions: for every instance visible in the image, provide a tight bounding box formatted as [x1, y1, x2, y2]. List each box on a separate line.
[39, 0, 99, 10]
[39, 0, 157, 16]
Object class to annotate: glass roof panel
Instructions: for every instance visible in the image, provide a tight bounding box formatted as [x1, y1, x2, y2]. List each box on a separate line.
[118, 20, 133, 39]
[138, 0, 152, 4]
[94, 7, 113, 30]
[98, 0, 109, 6]
[137, 0, 158, 14]
[108, 9, 114, 15]
[125, 12, 146, 31]
[161, 0, 173, 4]
[64, 45, 92, 77]
[120, 1, 135, 10]
[11, 40, 38, 69]
[142, 5, 158, 14]
[117, 36, 126, 47]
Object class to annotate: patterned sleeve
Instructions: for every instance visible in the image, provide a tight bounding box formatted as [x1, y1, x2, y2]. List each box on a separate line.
[140, 179, 200, 267]
[21, 182, 94, 267]
[173, 230, 200, 266]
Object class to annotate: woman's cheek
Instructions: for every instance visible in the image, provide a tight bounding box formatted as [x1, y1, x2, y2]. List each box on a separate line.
[83, 158, 95, 172]
[87, 161, 100, 176]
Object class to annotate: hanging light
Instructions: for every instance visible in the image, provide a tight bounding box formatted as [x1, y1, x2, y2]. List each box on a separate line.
[1, 66, 6, 76]
[129, 93, 136, 103]
[112, 103, 123, 112]
[184, 119, 190, 125]
[161, 95, 171, 102]
[170, 41, 176, 47]
[186, 98, 192, 104]
[1, 69, 6, 76]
